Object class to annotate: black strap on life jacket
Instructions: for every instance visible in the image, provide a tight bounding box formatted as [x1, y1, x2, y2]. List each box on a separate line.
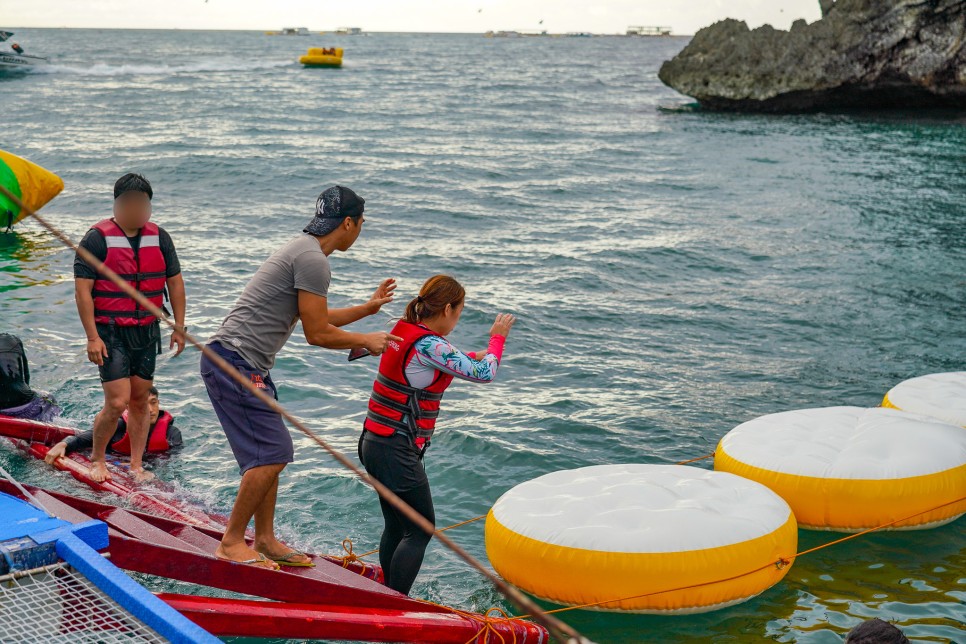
[366, 373, 443, 442]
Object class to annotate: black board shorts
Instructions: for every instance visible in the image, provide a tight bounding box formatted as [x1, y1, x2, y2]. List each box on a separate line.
[96, 322, 160, 383]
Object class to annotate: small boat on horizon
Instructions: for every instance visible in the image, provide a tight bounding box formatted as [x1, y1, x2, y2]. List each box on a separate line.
[266, 27, 311, 36]
[626, 25, 673, 36]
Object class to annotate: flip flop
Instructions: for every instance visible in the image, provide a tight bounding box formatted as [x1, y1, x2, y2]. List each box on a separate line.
[215, 552, 280, 570]
[260, 549, 316, 568]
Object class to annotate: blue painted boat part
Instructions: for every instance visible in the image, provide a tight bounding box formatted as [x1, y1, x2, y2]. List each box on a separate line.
[0, 491, 219, 644]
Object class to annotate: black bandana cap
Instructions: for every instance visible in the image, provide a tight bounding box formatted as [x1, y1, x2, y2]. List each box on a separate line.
[304, 185, 365, 236]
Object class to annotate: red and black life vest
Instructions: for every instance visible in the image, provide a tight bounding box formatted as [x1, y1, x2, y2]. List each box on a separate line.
[113, 409, 173, 455]
[91, 219, 166, 326]
[364, 320, 454, 449]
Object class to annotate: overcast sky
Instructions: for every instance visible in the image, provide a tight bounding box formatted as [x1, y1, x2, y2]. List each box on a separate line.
[7, 0, 823, 35]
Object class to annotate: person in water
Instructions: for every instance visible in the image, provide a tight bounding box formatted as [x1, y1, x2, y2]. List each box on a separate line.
[359, 275, 515, 595]
[45, 385, 182, 464]
[0, 333, 61, 422]
[844, 618, 909, 643]
[74, 173, 187, 483]
[202, 185, 400, 570]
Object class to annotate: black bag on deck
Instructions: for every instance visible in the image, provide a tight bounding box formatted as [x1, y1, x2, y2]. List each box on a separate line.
[0, 333, 34, 409]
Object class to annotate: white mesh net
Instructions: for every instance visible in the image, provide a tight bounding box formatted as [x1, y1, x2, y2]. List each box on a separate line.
[0, 562, 170, 643]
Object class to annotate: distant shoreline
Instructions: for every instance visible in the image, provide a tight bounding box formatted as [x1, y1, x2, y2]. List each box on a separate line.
[6, 26, 693, 38]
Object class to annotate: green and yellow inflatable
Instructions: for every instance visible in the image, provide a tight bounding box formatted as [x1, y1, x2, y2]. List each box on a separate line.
[0, 149, 63, 228]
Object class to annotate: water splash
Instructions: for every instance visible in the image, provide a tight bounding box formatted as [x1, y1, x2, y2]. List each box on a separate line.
[29, 58, 294, 76]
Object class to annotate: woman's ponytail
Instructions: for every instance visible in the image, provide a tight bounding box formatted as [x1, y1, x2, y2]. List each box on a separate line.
[403, 275, 465, 323]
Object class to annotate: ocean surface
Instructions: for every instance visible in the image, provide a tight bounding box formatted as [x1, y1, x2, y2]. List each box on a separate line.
[1, 28, 964, 643]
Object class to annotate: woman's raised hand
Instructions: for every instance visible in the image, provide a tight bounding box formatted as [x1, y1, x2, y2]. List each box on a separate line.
[489, 313, 516, 338]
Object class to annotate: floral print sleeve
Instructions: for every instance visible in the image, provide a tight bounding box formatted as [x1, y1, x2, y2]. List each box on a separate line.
[412, 335, 501, 383]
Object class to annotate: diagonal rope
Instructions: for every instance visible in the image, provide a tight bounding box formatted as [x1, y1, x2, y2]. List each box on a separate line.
[0, 184, 588, 644]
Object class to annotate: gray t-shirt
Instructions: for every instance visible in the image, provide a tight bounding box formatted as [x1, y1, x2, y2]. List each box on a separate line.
[211, 234, 330, 372]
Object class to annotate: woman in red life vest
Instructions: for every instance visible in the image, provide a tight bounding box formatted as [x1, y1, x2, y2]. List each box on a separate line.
[358, 275, 515, 595]
[73, 173, 187, 484]
[45, 385, 183, 464]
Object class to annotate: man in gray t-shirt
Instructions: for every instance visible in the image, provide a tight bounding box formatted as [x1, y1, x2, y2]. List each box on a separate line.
[200, 185, 401, 569]
[210, 233, 333, 373]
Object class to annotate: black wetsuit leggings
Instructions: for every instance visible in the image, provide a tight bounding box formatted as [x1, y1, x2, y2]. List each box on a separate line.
[359, 430, 435, 595]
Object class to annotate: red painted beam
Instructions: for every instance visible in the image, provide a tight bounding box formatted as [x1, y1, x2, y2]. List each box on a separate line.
[0, 415, 75, 444]
[157, 593, 549, 644]
[108, 535, 432, 613]
[97, 508, 208, 554]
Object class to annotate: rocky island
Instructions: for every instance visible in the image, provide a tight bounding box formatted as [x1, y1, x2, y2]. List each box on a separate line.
[658, 0, 966, 111]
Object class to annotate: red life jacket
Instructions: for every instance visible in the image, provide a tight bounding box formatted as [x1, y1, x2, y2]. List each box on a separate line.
[91, 219, 166, 327]
[113, 410, 173, 454]
[364, 320, 454, 449]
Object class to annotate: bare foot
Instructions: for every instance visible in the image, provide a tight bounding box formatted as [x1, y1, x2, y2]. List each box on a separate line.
[215, 543, 280, 570]
[89, 460, 112, 483]
[255, 537, 314, 566]
[129, 467, 155, 483]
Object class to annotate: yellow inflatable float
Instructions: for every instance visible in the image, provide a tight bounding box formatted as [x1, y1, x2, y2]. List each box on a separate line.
[882, 372, 966, 427]
[485, 464, 797, 613]
[0, 149, 63, 229]
[299, 47, 343, 68]
[716, 406, 966, 532]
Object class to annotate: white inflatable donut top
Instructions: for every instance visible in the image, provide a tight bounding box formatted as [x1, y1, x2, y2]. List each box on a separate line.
[489, 464, 792, 554]
[720, 406, 966, 480]
[886, 372, 966, 427]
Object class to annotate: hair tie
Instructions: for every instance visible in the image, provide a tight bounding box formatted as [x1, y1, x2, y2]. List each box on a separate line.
[416, 295, 424, 303]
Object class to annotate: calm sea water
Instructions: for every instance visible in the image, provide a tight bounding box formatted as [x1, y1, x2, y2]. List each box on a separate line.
[1, 28, 964, 643]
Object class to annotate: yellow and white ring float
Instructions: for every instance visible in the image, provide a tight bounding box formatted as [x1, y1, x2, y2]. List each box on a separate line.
[485, 464, 797, 614]
[715, 406, 966, 532]
[882, 372, 966, 428]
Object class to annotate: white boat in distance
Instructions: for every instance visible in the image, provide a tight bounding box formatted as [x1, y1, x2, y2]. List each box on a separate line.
[0, 31, 48, 70]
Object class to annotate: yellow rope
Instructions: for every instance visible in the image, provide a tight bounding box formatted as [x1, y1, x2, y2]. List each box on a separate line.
[675, 452, 715, 465]
[417, 601, 519, 644]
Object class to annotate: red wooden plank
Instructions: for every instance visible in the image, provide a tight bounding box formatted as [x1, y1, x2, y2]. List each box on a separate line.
[158, 593, 549, 644]
[22, 486, 209, 535]
[97, 508, 207, 554]
[164, 525, 379, 590]
[170, 525, 223, 552]
[108, 536, 433, 613]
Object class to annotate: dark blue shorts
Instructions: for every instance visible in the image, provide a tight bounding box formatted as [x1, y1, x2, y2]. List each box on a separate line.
[200, 342, 293, 474]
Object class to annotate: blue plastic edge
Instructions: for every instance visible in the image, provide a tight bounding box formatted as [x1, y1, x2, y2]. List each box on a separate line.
[55, 531, 220, 644]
